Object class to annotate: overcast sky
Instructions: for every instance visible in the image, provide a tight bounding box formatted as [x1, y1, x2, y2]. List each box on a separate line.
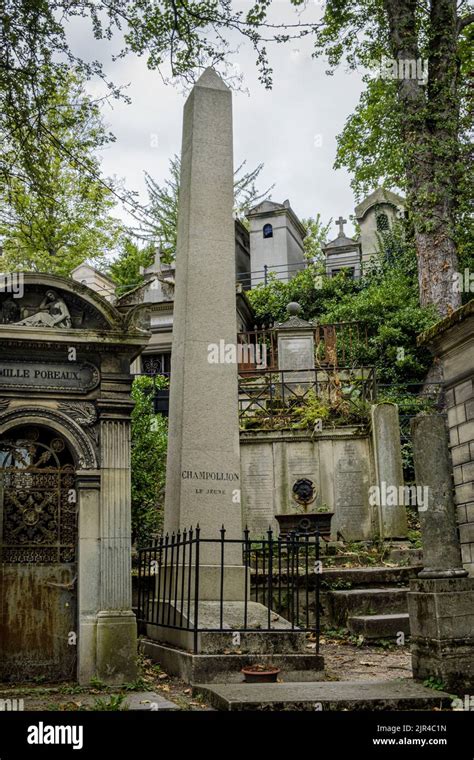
[68, 3, 367, 240]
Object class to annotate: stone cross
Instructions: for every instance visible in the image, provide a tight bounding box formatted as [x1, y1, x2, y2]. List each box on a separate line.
[336, 216, 347, 236]
[164, 68, 244, 582]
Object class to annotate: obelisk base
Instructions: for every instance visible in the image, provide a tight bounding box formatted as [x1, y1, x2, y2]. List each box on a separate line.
[156, 564, 249, 603]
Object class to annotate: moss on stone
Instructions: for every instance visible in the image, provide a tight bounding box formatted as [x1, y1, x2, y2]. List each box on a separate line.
[418, 299, 474, 346]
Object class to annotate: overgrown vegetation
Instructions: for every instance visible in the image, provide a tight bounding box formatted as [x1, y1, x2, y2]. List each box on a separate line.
[240, 387, 372, 432]
[244, 228, 440, 488]
[247, 226, 438, 404]
[131, 376, 168, 547]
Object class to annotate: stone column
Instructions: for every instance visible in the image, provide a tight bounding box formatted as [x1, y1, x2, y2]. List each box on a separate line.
[371, 402, 408, 539]
[411, 413, 467, 578]
[77, 470, 101, 684]
[408, 412, 474, 691]
[164, 69, 244, 585]
[96, 411, 137, 684]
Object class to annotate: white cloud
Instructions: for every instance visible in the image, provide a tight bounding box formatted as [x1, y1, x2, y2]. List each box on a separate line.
[66, 4, 365, 240]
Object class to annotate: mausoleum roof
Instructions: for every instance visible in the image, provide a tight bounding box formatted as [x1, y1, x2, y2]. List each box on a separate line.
[246, 199, 307, 238]
[324, 234, 359, 251]
[354, 187, 405, 220]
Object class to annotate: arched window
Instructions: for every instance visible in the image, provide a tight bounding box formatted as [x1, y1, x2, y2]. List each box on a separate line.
[263, 223, 273, 239]
[376, 212, 390, 232]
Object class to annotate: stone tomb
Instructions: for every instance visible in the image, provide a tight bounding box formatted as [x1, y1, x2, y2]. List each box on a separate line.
[0, 274, 149, 684]
[240, 403, 407, 542]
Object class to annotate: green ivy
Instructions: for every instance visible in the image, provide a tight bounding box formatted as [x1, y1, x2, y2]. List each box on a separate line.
[247, 231, 438, 393]
[131, 375, 168, 547]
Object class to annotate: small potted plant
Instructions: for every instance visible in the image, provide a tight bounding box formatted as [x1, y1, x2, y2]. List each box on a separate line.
[241, 663, 281, 683]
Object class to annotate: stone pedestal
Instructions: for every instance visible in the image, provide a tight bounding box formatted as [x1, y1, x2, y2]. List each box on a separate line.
[275, 302, 315, 387]
[96, 611, 137, 684]
[408, 577, 474, 690]
[408, 412, 473, 690]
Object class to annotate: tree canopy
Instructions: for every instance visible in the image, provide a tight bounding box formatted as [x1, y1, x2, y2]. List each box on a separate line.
[0, 69, 122, 274]
[1, 0, 472, 315]
[133, 155, 273, 260]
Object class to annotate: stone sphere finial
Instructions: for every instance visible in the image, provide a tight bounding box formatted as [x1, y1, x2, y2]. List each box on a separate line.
[286, 302, 302, 316]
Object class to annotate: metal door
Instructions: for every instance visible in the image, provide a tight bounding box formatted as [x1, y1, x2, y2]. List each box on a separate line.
[0, 426, 77, 681]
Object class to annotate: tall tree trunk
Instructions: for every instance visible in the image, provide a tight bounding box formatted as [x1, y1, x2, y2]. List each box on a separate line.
[384, 0, 461, 317]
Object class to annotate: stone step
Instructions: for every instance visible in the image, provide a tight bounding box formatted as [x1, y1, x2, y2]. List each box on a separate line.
[327, 587, 408, 626]
[387, 547, 423, 566]
[347, 613, 411, 639]
[141, 639, 324, 684]
[320, 554, 364, 566]
[321, 565, 421, 588]
[193, 678, 452, 711]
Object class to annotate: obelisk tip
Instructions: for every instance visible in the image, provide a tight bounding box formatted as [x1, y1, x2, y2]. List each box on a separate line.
[194, 67, 229, 91]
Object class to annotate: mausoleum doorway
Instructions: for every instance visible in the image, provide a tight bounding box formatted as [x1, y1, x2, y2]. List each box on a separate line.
[0, 425, 77, 681]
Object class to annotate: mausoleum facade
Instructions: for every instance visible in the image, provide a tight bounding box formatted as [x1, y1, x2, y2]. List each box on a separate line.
[0, 274, 149, 684]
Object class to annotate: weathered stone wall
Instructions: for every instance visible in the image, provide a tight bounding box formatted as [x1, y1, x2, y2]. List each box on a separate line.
[446, 378, 474, 575]
[241, 402, 408, 541]
[446, 377, 474, 575]
[419, 301, 474, 576]
[0, 273, 149, 685]
[240, 427, 377, 540]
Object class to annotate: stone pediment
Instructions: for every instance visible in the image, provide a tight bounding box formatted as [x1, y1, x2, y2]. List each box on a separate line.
[248, 200, 286, 215]
[0, 274, 125, 332]
[354, 187, 405, 220]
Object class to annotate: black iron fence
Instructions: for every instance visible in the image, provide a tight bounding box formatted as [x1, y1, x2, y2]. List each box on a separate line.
[137, 527, 321, 654]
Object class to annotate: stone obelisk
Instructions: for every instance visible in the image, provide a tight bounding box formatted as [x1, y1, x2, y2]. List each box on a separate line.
[164, 68, 243, 589]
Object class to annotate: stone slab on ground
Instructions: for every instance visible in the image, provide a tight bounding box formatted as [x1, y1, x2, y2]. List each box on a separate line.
[120, 691, 179, 711]
[348, 613, 410, 639]
[15, 691, 179, 712]
[141, 639, 324, 684]
[193, 678, 453, 711]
